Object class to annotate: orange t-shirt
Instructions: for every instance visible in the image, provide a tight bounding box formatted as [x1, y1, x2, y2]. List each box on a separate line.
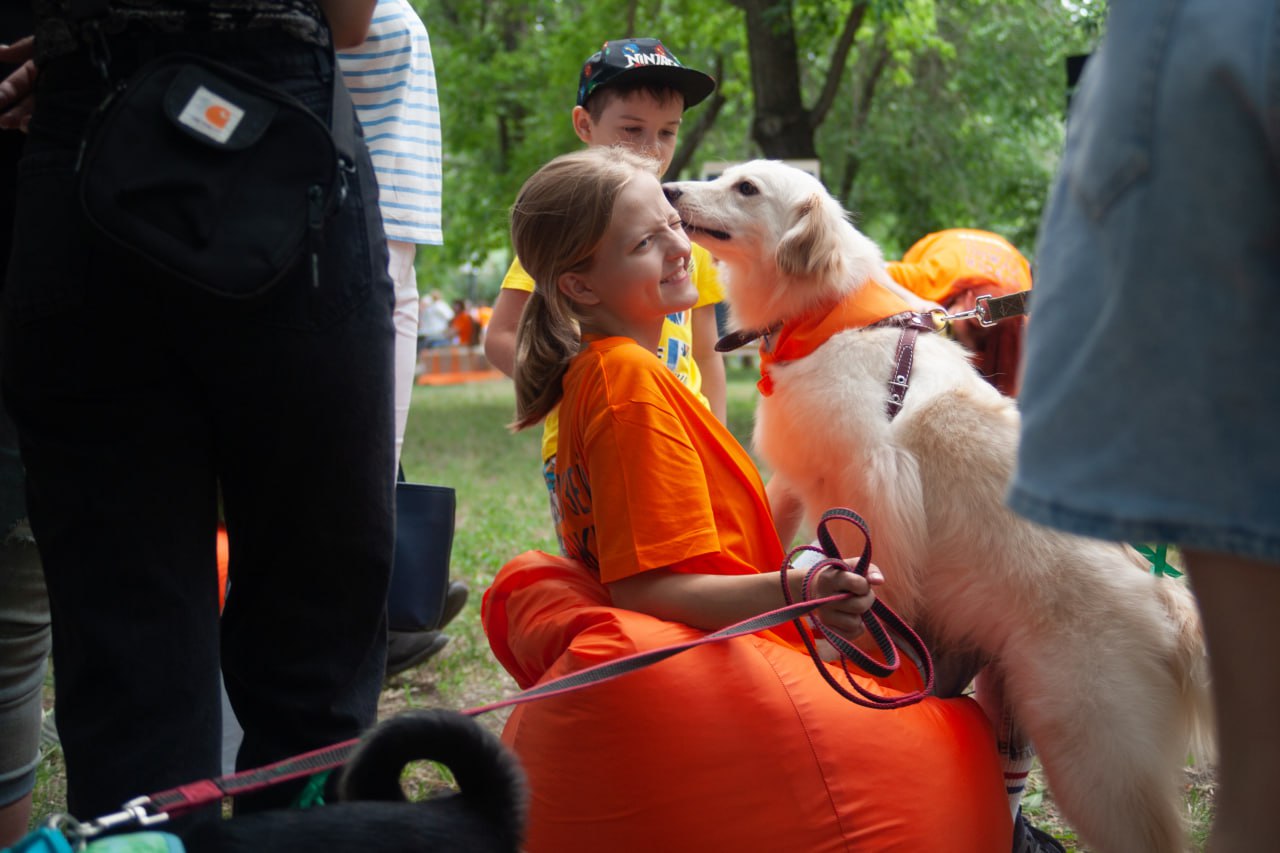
[556, 336, 784, 585]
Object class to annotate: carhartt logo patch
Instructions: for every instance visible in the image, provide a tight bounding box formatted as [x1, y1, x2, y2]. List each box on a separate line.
[177, 86, 244, 143]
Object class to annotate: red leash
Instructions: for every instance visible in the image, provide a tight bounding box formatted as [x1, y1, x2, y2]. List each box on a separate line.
[69, 507, 934, 836]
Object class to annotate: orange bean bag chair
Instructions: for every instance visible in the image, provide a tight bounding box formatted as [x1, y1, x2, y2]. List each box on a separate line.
[483, 551, 1012, 853]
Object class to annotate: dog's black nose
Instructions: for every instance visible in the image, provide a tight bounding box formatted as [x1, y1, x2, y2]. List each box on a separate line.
[663, 185, 682, 202]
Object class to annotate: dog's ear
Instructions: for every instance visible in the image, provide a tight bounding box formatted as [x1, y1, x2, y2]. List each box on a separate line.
[775, 194, 843, 281]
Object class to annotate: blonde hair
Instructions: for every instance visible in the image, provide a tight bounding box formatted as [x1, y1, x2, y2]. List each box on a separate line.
[509, 147, 661, 430]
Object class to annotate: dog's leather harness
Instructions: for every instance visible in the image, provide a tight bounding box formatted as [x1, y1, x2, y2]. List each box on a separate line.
[870, 312, 939, 419]
[715, 289, 1031, 418]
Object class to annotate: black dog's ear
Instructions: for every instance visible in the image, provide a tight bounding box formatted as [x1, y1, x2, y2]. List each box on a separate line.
[775, 194, 843, 280]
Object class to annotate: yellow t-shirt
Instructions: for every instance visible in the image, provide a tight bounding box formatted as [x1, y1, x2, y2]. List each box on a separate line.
[502, 243, 724, 462]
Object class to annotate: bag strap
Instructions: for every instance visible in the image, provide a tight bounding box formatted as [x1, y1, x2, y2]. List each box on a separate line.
[64, 0, 358, 164]
[327, 66, 357, 165]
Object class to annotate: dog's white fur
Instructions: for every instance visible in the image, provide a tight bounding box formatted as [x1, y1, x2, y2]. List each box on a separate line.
[666, 161, 1215, 853]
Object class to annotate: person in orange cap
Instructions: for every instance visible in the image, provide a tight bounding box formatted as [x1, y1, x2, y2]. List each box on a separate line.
[886, 228, 1031, 397]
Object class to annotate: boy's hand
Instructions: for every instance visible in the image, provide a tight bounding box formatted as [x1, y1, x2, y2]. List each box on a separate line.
[0, 37, 37, 133]
[811, 561, 883, 642]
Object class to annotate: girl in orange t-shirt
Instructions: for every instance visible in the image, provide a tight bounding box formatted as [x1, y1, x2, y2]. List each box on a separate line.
[509, 147, 878, 633]
[498, 146, 1014, 853]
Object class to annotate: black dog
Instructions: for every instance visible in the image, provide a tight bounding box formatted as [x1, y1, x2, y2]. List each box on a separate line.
[181, 709, 527, 852]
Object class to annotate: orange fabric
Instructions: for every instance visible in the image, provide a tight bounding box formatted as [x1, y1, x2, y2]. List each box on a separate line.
[216, 524, 229, 613]
[757, 278, 911, 396]
[885, 229, 1031, 396]
[450, 310, 476, 345]
[482, 552, 1013, 853]
[557, 336, 782, 588]
[884, 228, 1031, 305]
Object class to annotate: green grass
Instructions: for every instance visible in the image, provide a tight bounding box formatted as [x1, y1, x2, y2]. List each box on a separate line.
[29, 366, 1213, 849]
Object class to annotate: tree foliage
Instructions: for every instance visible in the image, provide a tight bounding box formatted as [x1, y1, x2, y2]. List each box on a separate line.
[413, 0, 1104, 297]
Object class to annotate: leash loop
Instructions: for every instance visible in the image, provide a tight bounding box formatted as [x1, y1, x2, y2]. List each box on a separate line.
[781, 507, 935, 709]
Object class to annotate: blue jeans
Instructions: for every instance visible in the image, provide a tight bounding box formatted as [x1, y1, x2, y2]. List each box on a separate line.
[2, 30, 396, 825]
[1010, 0, 1280, 561]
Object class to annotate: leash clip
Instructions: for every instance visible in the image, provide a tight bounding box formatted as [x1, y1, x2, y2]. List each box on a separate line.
[931, 293, 998, 327]
[66, 796, 169, 843]
[931, 291, 1032, 329]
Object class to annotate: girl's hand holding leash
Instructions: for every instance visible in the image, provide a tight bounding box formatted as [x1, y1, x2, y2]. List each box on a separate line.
[793, 562, 885, 643]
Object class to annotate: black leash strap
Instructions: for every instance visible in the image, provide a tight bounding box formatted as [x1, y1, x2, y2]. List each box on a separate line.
[935, 291, 1031, 328]
[977, 290, 1030, 324]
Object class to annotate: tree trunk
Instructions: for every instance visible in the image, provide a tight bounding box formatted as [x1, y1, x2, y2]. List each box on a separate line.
[734, 0, 816, 158]
[669, 54, 727, 179]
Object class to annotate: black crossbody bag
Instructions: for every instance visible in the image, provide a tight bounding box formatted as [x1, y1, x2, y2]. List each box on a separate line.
[71, 5, 358, 299]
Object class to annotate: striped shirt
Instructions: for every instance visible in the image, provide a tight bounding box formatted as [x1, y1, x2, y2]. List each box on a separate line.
[337, 0, 443, 245]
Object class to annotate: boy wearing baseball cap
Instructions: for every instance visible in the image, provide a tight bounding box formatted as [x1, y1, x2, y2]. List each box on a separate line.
[484, 37, 727, 543]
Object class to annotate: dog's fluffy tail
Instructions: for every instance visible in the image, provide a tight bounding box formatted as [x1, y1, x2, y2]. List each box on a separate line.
[338, 709, 528, 837]
[1146, 568, 1217, 768]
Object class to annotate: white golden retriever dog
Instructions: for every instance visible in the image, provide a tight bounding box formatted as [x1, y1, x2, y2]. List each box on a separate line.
[664, 161, 1214, 853]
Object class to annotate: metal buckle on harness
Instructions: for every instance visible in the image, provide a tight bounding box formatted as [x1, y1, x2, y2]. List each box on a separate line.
[887, 374, 909, 399]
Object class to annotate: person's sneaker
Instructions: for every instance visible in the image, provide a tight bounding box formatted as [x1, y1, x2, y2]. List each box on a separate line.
[385, 629, 449, 677]
[1011, 808, 1066, 853]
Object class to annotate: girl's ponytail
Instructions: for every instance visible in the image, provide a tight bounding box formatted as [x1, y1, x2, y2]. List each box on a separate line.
[508, 147, 660, 430]
[511, 288, 578, 430]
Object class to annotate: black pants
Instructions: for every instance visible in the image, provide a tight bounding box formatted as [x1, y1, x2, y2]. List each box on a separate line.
[1, 30, 396, 825]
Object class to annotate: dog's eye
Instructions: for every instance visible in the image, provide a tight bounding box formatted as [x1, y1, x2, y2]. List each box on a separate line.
[736, 181, 758, 197]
